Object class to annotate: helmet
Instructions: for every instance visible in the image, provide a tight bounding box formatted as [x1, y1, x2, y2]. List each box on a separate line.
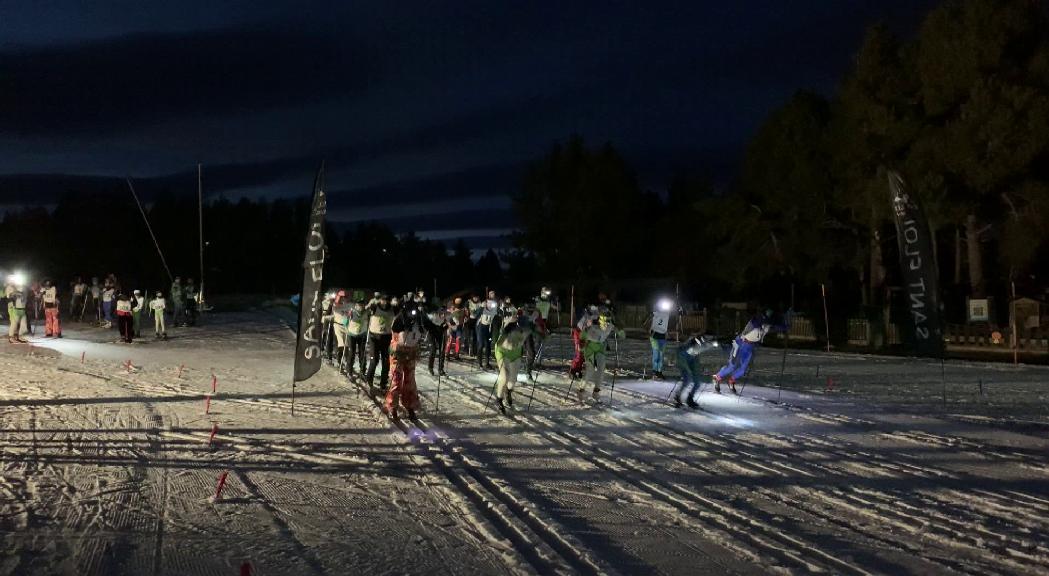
[503, 296, 512, 303]
[390, 296, 400, 307]
[133, 289, 141, 295]
[453, 297, 463, 305]
[156, 291, 162, 297]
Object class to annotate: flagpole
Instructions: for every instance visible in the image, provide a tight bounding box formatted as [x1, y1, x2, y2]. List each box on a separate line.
[198, 163, 205, 313]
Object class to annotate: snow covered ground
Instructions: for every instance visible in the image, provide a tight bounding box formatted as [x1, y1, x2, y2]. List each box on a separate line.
[3, 311, 1048, 575]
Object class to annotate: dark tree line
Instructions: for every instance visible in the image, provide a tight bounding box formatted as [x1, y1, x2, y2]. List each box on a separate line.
[513, 0, 1049, 325]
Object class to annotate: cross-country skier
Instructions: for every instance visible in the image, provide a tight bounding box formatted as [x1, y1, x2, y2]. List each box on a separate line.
[115, 293, 134, 343]
[711, 309, 790, 394]
[671, 334, 719, 408]
[6, 277, 28, 343]
[465, 294, 482, 357]
[576, 307, 624, 403]
[183, 278, 199, 326]
[42, 280, 62, 338]
[569, 304, 600, 379]
[328, 290, 350, 371]
[526, 287, 556, 371]
[444, 297, 467, 361]
[320, 291, 337, 364]
[101, 280, 116, 329]
[422, 297, 448, 376]
[386, 305, 426, 419]
[476, 291, 500, 370]
[70, 277, 86, 322]
[87, 277, 101, 323]
[345, 298, 368, 381]
[131, 290, 144, 337]
[494, 317, 535, 414]
[150, 291, 167, 339]
[365, 294, 395, 396]
[645, 298, 677, 379]
[170, 277, 183, 326]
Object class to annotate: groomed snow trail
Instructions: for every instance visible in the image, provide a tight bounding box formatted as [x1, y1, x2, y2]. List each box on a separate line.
[5, 311, 1048, 575]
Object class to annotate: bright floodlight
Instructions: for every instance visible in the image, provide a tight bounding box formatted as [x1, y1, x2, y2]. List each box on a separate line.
[8, 272, 26, 287]
[658, 298, 673, 312]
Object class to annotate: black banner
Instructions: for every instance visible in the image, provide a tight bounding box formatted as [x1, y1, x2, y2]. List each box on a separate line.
[888, 170, 944, 356]
[294, 163, 327, 382]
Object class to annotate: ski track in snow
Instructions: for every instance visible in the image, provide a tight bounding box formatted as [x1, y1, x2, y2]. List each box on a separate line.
[2, 312, 1048, 575]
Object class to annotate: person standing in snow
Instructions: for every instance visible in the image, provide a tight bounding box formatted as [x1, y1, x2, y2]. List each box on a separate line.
[569, 304, 599, 379]
[476, 290, 500, 370]
[464, 294, 482, 357]
[115, 292, 134, 343]
[444, 297, 467, 361]
[526, 287, 556, 372]
[644, 298, 676, 380]
[183, 278, 199, 326]
[421, 296, 448, 376]
[150, 291, 167, 339]
[170, 277, 184, 326]
[6, 280, 28, 343]
[327, 290, 350, 370]
[386, 305, 426, 419]
[86, 277, 101, 323]
[493, 318, 535, 414]
[320, 291, 336, 363]
[100, 280, 116, 329]
[42, 279, 61, 338]
[70, 277, 86, 322]
[365, 294, 395, 396]
[131, 290, 144, 337]
[711, 309, 789, 394]
[575, 307, 624, 403]
[671, 334, 719, 408]
[345, 298, 368, 381]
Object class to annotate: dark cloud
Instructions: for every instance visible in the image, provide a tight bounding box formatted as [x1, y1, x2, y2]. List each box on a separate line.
[0, 27, 378, 136]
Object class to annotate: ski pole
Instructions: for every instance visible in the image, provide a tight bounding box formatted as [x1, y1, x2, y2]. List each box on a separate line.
[527, 370, 539, 411]
[482, 374, 500, 414]
[435, 370, 442, 412]
[564, 372, 579, 405]
[608, 331, 620, 404]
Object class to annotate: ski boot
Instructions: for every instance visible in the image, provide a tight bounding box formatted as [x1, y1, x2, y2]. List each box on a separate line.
[575, 387, 586, 404]
[729, 379, 738, 395]
[407, 409, 417, 420]
[591, 387, 601, 401]
[712, 375, 722, 394]
[654, 371, 665, 380]
[673, 395, 683, 408]
[496, 398, 507, 414]
[390, 407, 399, 420]
[438, 369, 447, 377]
[506, 390, 514, 408]
[687, 397, 700, 409]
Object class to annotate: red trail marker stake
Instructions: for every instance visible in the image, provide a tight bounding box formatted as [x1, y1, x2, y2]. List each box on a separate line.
[212, 470, 229, 502]
[204, 395, 212, 414]
[825, 376, 834, 391]
[240, 561, 254, 576]
[211, 373, 217, 394]
[177, 364, 185, 379]
[208, 423, 219, 446]
[80, 351, 85, 363]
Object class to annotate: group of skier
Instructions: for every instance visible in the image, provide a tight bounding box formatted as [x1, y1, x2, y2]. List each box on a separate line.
[320, 287, 559, 418]
[3, 272, 203, 344]
[317, 284, 790, 419]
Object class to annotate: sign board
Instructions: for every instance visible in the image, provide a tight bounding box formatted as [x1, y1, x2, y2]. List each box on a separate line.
[967, 298, 990, 322]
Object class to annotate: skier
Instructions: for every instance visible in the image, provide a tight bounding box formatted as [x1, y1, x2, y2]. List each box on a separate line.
[86, 277, 101, 323]
[712, 309, 790, 394]
[42, 279, 62, 338]
[365, 294, 395, 396]
[464, 294, 482, 357]
[345, 298, 369, 381]
[131, 290, 144, 337]
[184, 278, 199, 326]
[671, 334, 719, 408]
[493, 318, 534, 414]
[386, 304, 426, 419]
[115, 292, 134, 343]
[569, 304, 599, 379]
[575, 307, 624, 403]
[527, 287, 556, 371]
[170, 277, 184, 326]
[6, 277, 28, 343]
[444, 297, 467, 361]
[475, 291, 500, 370]
[100, 280, 116, 329]
[70, 277, 86, 322]
[421, 296, 448, 376]
[327, 290, 349, 370]
[150, 291, 167, 339]
[320, 291, 336, 364]
[645, 298, 677, 380]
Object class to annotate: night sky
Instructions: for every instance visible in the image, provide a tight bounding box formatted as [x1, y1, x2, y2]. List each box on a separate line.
[0, 1, 935, 249]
